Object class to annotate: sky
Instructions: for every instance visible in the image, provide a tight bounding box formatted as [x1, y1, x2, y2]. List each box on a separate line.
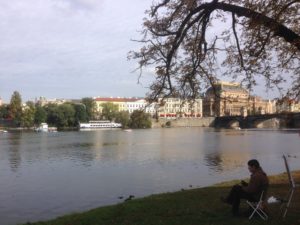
[0, 0, 154, 102]
[0, 0, 284, 103]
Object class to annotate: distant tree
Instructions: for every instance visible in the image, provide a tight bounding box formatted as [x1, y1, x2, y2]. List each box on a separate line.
[165, 121, 171, 127]
[81, 98, 96, 121]
[44, 103, 76, 128]
[130, 110, 152, 129]
[56, 103, 76, 128]
[0, 105, 10, 119]
[101, 102, 118, 121]
[73, 104, 88, 123]
[115, 111, 130, 128]
[130, 0, 300, 101]
[21, 101, 36, 128]
[44, 104, 60, 126]
[34, 105, 47, 125]
[9, 91, 22, 126]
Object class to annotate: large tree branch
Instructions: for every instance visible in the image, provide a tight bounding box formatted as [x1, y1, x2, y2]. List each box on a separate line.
[150, 1, 300, 50]
[132, 0, 300, 100]
[215, 2, 300, 51]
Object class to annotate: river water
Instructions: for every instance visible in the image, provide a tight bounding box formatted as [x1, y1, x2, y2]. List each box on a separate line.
[0, 128, 299, 225]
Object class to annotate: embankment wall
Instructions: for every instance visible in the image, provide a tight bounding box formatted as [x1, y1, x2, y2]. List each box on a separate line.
[152, 117, 215, 128]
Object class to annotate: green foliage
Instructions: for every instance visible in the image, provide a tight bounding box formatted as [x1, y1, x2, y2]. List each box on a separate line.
[43, 103, 76, 128]
[115, 111, 130, 128]
[34, 105, 47, 125]
[101, 102, 118, 121]
[44, 104, 60, 126]
[57, 103, 76, 128]
[74, 104, 88, 123]
[21, 101, 36, 128]
[9, 91, 23, 126]
[129, 110, 152, 129]
[81, 98, 96, 121]
[165, 121, 171, 127]
[0, 105, 10, 119]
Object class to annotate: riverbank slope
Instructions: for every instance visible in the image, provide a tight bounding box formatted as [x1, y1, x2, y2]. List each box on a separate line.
[22, 171, 300, 225]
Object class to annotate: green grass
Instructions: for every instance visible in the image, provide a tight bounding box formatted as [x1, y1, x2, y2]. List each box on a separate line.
[22, 171, 300, 225]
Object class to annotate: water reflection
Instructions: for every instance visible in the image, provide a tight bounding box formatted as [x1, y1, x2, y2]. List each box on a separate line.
[7, 132, 22, 172]
[0, 128, 299, 225]
[204, 153, 223, 172]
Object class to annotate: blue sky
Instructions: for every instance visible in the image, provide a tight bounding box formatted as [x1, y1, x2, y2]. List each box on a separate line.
[0, 0, 154, 102]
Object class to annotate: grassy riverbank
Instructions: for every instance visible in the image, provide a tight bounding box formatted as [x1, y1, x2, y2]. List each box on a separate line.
[22, 171, 300, 225]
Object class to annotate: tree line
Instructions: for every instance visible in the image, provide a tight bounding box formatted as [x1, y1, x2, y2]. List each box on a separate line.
[0, 91, 151, 129]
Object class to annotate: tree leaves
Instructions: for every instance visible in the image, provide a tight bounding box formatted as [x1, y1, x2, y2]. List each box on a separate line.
[130, 0, 300, 101]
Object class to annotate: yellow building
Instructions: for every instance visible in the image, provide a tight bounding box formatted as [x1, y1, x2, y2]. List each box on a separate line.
[94, 97, 156, 115]
[203, 81, 275, 116]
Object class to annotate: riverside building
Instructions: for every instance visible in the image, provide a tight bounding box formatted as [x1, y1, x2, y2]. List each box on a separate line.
[203, 81, 275, 117]
[94, 97, 156, 115]
[156, 98, 203, 118]
[94, 97, 203, 119]
[276, 98, 300, 113]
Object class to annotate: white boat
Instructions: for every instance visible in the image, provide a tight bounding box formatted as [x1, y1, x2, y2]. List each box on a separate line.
[123, 129, 132, 132]
[79, 120, 122, 130]
[35, 123, 49, 132]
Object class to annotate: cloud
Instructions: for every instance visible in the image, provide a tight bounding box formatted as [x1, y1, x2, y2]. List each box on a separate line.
[0, 0, 154, 102]
[52, 0, 105, 14]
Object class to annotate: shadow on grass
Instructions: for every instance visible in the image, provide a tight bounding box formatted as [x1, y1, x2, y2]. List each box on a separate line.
[23, 171, 300, 225]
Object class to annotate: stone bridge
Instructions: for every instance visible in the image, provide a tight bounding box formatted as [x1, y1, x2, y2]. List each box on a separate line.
[214, 113, 300, 129]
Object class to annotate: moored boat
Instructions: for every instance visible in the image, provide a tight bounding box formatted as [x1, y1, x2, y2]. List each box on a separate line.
[35, 123, 49, 132]
[79, 120, 122, 130]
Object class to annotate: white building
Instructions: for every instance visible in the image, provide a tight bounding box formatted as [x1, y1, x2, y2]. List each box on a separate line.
[157, 98, 203, 118]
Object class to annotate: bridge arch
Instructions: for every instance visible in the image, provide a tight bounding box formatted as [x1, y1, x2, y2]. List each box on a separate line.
[227, 120, 241, 129]
[250, 117, 285, 128]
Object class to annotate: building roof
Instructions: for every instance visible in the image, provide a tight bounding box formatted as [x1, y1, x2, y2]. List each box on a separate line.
[206, 82, 249, 95]
[94, 97, 144, 103]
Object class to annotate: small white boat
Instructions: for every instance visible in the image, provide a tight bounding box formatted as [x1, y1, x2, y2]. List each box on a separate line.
[35, 123, 49, 132]
[123, 129, 132, 132]
[0, 130, 8, 133]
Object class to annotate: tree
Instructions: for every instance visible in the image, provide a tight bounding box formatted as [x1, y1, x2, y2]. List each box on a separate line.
[73, 104, 88, 123]
[115, 111, 130, 128]
[56, 103, 76, 128]
[130, 0, 300, 101]
[34, 105, 47, 125]
[44, 104, 60, 126]
[81, 98, 96, 121]
[130, 110, 152, 129]
[21, 101, 36, 128]
[0, 105, 10, 119]
[9, 91, 23, 126]
[44, 103, 76, 128]
[100, 102, 118, 121]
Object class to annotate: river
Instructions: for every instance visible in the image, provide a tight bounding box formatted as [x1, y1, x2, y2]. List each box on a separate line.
[0, 127, 299, 225]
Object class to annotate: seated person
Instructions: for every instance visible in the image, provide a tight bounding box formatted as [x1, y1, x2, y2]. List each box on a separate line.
[221, 159, 269, 216]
